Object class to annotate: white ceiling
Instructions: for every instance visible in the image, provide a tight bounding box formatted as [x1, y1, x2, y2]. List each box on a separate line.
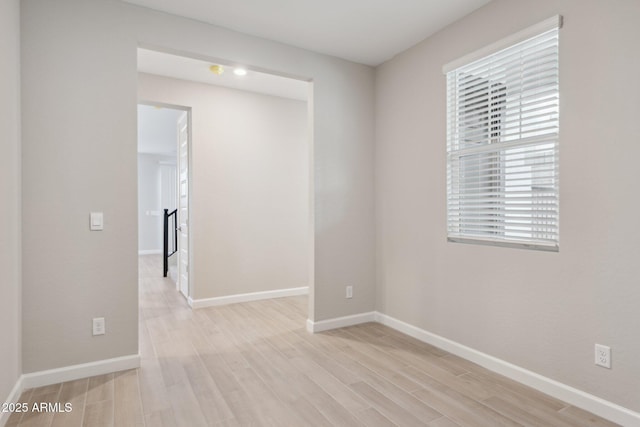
[137, 104, 184, 155]
[125, 0, 491, 66]
[138, 49, 309, 101]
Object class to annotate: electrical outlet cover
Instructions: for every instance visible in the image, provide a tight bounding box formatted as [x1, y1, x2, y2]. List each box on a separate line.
[595, 344, 611, 369]
[93, 317, 106, 336]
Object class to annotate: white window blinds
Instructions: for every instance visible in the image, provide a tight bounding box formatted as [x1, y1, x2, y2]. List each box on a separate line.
[445, 18, 560, 251]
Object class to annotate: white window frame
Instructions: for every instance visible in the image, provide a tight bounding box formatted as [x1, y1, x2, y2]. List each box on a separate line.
[444, 16, 562, 251]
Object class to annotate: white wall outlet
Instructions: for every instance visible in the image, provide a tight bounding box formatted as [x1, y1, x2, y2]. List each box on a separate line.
[346, 286, 353, 299]
[93, 317, 106, 336]
[595, 344, 611, 368]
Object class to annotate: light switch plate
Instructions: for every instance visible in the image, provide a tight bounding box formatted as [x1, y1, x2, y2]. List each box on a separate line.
[90, 212, 103, 231]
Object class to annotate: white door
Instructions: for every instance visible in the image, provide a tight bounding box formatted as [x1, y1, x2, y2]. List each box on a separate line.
[177, 111, 189, 298]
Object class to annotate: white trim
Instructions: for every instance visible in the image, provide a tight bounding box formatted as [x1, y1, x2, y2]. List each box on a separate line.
[1, 376, 24, 427]
[190, 286, 308, 309]
[307, 312, 376, 333]
[374, 312, 640, 426]
[442, 15, 562, 74]
[138, 249, 161, 255]
[20, 354, 140, 389]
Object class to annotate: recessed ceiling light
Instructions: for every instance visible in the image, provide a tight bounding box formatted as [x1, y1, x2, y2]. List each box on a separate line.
[209, 65, 224, 75]
[233, 68, 248, 76]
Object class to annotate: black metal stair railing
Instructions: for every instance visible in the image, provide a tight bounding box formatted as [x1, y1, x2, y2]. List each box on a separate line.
[163, 208, 178, 277]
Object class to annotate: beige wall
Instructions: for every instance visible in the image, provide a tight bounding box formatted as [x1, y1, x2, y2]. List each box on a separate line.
[139, 73, 309, 299]
[0, 0, 21, 403]
[21, 0, 375, 372]
[375, 0, 640, 411]
[138, 153, 174, 253]
[21, 0, 139, 372]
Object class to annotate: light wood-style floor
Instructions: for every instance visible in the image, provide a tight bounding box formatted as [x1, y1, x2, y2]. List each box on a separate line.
[7, 255, 619, 427]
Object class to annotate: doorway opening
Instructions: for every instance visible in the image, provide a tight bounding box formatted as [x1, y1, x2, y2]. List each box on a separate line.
[136, 47, 313, 323]
[137, 103, 191, 302]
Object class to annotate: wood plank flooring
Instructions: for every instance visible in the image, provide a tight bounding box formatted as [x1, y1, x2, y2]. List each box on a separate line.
[6, 255, 619, 426]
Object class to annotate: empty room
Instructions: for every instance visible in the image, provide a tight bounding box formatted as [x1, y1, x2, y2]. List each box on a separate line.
[1, 0, 639, 426]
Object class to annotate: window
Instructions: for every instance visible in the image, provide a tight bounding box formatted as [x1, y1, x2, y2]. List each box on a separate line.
[445, 17, 561, 251]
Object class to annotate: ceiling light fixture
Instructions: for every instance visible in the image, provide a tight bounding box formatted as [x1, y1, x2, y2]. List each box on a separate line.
[233, 68, 248, 76]
[209, 65, 224, 75]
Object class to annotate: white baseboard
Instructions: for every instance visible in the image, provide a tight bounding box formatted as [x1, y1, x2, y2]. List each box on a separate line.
[306, 309, 639, 425]
[138, 249, 162, 255]
[307, 311, 376, 333]
[190, 286, 309, 309]
[1, 354, 140, 427]
[1, 375, 24, 427]
[21, 354, 140, 390]
[374, 312, 640, 427]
